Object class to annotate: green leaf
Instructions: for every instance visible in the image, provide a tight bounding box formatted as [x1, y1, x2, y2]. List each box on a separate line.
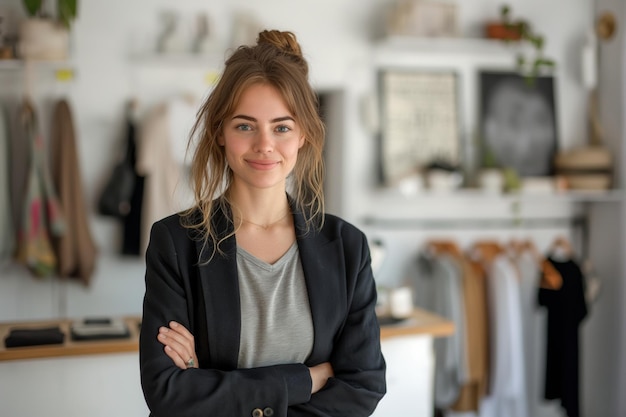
[57, 0, 78, 28]
[22, 0, 43, 16]
[501, 5, 510, 19]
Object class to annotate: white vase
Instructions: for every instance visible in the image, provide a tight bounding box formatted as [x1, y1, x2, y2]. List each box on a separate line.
[18, 18, 69, 60]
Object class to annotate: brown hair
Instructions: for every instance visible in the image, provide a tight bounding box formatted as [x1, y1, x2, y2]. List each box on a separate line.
[183, 30, 326, 259]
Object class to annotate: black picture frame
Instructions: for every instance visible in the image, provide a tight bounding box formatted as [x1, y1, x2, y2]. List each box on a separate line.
[478, 71, 558, 177]
[378, 69, 461, 185]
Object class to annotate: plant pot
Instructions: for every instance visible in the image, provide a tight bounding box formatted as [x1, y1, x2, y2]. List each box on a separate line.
[478, 168, 504, 194]
[18, 18, 69, 60]
[484, 22, 521, 41]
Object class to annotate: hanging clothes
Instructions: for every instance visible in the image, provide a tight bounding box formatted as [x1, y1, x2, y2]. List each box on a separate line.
[121, 106, 145, 256]
[0, 104, 14, 263]
[136, 96, 196, 256]
[50, 98, 97, 285]
[450, 255, 490, 412]
[413, 249, 468, 410]
[9, 101, 32, 248]
[510, 242, 553, 417]
[475, 244, 528, 417]
[538, 254, 588, 417]
[15, 99, 65, 277]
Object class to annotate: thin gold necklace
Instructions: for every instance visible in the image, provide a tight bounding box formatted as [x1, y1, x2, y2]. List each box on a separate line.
[239, 211, 290, 230]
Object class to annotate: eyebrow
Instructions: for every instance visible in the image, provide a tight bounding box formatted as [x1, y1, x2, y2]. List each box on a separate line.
[231, 115, 295, 123]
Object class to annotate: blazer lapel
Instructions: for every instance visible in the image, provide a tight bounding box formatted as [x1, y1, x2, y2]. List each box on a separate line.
[295, 212, 344, 364]
[196, 208, 241, 370]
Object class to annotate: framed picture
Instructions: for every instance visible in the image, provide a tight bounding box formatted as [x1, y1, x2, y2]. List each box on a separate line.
[379, 70, 460, 185]
[479, 71, 558, 177]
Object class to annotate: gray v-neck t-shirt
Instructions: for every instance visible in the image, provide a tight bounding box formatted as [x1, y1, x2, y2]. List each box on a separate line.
[236, 242, 314, 368]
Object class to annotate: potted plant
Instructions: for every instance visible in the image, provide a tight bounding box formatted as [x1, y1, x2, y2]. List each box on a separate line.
[19, 0, 78, 60]
[486, 5, 555, 85]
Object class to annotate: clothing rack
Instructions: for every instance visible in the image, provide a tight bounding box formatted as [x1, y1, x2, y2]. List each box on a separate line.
[364, 215, 590, 261]
[362, 216, 585, 230]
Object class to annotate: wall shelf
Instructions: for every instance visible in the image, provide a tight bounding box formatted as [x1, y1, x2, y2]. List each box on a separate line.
[375, 36, 523, 57]
[129, 53, 223, 69]
[373, 187, 624, 203]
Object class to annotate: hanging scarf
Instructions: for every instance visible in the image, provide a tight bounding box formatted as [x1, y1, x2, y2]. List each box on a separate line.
[15, 99, 65, 277]
[0, 104, 14, 263]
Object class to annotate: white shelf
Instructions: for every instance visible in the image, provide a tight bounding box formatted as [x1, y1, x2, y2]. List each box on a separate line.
[374, 36, 526, 56]
[373, 187, 624, 203]
[0, 59, 24, 70]
[129, 53, 223, 69]
[0, 59, 74, 70]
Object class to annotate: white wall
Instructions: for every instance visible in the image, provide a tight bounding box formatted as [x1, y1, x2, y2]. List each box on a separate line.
[1, 1, 622, 416]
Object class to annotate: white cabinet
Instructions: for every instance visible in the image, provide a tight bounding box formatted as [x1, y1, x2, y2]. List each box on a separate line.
[373, 335, 435, 417]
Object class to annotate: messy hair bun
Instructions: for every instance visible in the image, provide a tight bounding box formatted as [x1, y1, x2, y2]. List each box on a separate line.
[257, 30, 308, 76]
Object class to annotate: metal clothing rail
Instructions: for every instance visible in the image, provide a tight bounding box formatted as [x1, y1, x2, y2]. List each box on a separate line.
[362, 216, 586, 230]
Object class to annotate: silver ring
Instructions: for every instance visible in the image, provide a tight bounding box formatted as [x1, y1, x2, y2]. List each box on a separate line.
[186, 357, 195, 368]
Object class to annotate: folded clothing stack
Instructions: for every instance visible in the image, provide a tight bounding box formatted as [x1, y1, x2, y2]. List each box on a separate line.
[70, 317, 130, 341]
[4, 327, 65, 348]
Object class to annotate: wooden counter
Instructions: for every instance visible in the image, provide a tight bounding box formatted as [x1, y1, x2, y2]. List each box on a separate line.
[0, 308, 453, 362]
[379, 307, 454, 339]
[0, 317, 141, 362]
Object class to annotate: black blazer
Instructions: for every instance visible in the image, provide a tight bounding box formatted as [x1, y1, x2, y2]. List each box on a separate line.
[139, 205, 386, 417]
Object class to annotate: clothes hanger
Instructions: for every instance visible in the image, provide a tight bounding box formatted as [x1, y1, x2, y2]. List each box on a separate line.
[470, 239, 504, 265]
[549, 235, 574, 262]
[425, 238, 463, 259]
[516, 238, 562, 289]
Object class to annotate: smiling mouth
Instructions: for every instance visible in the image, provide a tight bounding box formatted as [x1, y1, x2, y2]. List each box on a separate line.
[247, 160, 280, 170]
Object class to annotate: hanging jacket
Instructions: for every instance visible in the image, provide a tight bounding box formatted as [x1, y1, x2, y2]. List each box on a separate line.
[15, 99, 65, 277]
[121, 113, 145, 256]
[50, 99, 97, 285]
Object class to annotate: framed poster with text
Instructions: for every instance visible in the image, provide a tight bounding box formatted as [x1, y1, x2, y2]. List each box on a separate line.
[379, 70, 460, 185]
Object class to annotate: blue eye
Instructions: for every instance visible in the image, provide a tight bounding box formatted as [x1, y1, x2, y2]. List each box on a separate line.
[236, 124, 252, 131]
[276, 125, 291, 133]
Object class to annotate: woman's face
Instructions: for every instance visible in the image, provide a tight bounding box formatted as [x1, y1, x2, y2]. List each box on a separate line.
[219, 83, 305, 193]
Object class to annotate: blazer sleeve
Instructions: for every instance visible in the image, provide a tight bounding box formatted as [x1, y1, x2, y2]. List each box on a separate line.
[140, 221, 313, 417]
[290, 229, 387, 416]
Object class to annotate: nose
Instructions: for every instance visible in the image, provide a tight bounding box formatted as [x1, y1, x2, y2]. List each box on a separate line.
[253, 128, 274, 153]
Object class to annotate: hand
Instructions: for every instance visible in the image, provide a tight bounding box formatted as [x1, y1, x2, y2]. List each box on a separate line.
[157, 321, 198, 370]
[309, 362, 334, 394]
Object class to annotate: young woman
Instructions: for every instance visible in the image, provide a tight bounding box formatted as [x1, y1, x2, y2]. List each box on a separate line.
[139, 29, 386, 417]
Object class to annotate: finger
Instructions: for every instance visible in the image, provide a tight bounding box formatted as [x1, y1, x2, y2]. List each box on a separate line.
[159, 326, 194, 351]
[158, 329, 193, 363]
[162, 325, 194, 350]
[163, 345, 186, 370]
[159, 336, 196, 369]
[169, 321, 195, 341]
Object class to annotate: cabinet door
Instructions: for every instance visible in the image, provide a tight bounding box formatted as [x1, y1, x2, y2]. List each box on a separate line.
[372, 335, 434, 417]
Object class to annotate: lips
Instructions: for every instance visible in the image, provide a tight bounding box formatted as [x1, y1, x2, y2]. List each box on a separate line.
[246, 159, 281, 170]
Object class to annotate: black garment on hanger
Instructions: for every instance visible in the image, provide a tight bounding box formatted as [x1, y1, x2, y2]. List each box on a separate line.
[538, 257, 588, 417]
[121, 117, 144, 256]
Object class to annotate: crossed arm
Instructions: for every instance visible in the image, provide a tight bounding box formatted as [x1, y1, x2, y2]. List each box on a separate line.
[157, 320, 335, 394]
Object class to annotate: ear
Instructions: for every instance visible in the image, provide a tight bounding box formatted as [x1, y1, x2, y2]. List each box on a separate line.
[298, 135, 305, 149]
[217, 134, 225, 146]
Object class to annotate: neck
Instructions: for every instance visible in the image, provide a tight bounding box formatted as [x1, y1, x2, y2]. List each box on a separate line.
[239, 210, 291, 230]
[228, 188, 291, 229]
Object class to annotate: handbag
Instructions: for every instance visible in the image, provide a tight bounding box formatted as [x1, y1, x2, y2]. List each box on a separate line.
[98, 119, 137, 218]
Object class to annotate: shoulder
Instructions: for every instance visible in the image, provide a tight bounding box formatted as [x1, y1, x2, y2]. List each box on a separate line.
[149, 209, 204, 247]
[321, 213, 362, 234]
[318, 213, 369, 249]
